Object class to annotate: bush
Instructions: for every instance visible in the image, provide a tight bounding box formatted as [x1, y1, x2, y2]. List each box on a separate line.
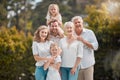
[0, 27, 35, 80]
[111, 50, 120, 79]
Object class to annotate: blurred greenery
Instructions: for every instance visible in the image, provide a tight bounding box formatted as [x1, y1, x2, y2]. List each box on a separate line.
[0, 0, 120, 80]
[0, 26, 35, 80]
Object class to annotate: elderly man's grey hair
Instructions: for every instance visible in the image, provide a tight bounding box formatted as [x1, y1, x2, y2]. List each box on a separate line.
[71, 16, 83, 23]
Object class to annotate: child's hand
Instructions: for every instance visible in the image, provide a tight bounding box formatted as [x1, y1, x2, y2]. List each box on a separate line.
[58, 47, 62, 55]
[50, 57, 55, 64]
[51, 17, 57, 21]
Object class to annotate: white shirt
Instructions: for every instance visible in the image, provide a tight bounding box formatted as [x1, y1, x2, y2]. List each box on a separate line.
[59, 37, 83, 68]
[50, 35, 62, 43]
[75, 28, 98, 69]
[46, 14, 62, 22]
[32, 41, 53, 67]
[46, 56, 61, 80]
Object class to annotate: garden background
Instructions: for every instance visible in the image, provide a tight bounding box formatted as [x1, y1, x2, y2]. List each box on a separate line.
[0, 0, 120, 80]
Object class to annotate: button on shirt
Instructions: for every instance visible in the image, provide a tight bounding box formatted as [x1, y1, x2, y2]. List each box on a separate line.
[75, 28, 98, 69]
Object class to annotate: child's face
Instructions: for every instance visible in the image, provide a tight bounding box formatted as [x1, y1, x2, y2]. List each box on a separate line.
[50, 46, 58, 56]
[49, 6, 58, 16]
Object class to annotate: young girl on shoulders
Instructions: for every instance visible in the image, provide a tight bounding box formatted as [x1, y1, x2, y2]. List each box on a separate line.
[46, 3, 64, 34]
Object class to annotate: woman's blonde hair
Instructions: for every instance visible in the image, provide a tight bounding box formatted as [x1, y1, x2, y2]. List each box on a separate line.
[33, 25, 50, 42]
[64, 21, 75, 29]
[46, 4, 60, 18]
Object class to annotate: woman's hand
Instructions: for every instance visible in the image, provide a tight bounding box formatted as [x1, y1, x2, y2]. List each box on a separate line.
[70, 67, 76, 75]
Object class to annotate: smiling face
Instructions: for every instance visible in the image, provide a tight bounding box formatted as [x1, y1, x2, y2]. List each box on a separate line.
[73, 18, 83, 35]
[50, 43, 59, 56]
[49, 5, 58, 16]
[39, 28, 49, 41]
[74, 19, 83, 29]
[50, 21, 59, 34]
[50, 46, 58, 56]
[64, 22, 74, 36]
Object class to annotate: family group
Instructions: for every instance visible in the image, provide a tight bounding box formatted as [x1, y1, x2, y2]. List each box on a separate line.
[32, 3, 99, 80]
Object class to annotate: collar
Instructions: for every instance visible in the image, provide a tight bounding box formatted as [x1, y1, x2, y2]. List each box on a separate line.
[82, 28, 87, 33]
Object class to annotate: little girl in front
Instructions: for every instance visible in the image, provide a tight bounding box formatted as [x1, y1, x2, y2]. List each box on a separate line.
[46, 3, 64, 34]
[44, 42, 61, 80]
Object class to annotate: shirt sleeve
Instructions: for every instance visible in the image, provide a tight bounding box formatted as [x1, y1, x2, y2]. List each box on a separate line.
[89, 30, 99, 50]
[55, 55, 61, 63]
[32, 41, 39, 55]
[58, 39, 62, 48]
[77, 42, 83, 58]
[58, 14, 62, 21]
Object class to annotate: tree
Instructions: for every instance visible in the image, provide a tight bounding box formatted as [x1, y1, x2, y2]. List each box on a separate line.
[0, 0, 8, 27]
[7, 0, 33, 31]
[84, 2, 120, 79]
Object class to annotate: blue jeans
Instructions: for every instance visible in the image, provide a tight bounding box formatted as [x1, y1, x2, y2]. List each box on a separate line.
[60, 67, 80, 80]
[35, 66, 48, 80]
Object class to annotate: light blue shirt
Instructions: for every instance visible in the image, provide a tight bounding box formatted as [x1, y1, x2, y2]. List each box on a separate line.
[75, 28, 98, 69]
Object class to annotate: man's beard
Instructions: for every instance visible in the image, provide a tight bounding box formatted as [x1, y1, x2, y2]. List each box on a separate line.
[50, 30, 59, 36]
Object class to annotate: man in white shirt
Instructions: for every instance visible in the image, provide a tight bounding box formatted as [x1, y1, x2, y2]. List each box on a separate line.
[49, 19, 64, 43]
[72, 16, 99, 80]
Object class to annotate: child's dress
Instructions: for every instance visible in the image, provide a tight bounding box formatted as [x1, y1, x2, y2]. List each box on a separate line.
[46, 55, 61, 80]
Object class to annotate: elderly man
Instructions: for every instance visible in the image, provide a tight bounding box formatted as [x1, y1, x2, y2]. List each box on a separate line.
[72, 16, 99, 80]
[49, 19, 64, 43]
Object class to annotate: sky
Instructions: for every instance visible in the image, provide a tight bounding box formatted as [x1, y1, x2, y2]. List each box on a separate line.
[34, 0, 42, 3]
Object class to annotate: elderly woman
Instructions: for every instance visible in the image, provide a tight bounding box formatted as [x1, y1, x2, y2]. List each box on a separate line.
[59, 21, 83, 80]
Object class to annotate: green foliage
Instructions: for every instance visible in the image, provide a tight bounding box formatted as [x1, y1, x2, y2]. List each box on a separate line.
[84, 2, 120, 79]
[7, 0, 33, 31]
[84, 3, 120, 49]
[111, 50, 120, 78]
[0, 0, 8, 26]
[95, 49, 114, 80]
[0, 27, 35, 80]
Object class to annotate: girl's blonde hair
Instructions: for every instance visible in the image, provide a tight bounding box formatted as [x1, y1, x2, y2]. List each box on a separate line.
[46, 4, 60, 18]
[33, 25, 50, 42]
[50, 42, 58, 49]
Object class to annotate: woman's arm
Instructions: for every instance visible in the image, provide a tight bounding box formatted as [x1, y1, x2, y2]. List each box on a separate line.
[71, 57, 81, 75]
[44, 60, 51, 70]
[33, 55, 49, 62]
[43, 56, 55, 70]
